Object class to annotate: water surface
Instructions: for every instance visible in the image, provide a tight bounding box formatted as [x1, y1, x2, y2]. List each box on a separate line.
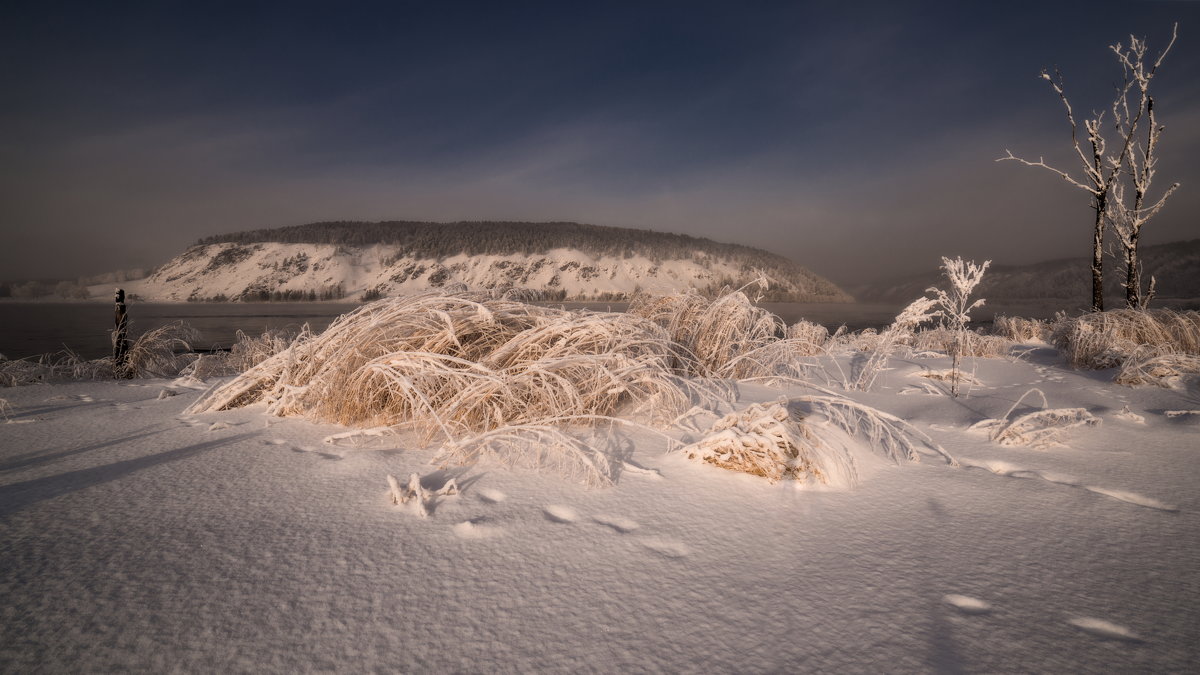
[0, 298, 1067, 361]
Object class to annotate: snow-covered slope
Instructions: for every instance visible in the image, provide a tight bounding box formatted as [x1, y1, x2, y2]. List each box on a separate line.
[127, 242, 852, 303]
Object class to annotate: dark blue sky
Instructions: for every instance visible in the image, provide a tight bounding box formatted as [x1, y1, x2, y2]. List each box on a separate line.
[3, 1, 1198, 284]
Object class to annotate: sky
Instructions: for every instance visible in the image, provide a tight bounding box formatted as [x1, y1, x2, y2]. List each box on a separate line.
[2, 0, 1198, 286]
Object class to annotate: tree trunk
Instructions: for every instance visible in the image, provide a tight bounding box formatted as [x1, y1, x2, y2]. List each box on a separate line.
[1091, 207, 1105, 312]
[114, 288, 131, 377]
[1125, 231, 1141, 308]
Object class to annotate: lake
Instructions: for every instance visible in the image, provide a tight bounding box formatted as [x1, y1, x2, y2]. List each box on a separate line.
[0, 299, 1065, 361]
[0, 302, 359, 360]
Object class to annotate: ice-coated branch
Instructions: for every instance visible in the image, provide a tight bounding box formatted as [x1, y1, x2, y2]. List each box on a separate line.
[996, 151, 1097, 195]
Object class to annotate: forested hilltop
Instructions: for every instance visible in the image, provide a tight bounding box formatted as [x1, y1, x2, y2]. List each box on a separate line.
[199, 220, 801, 271]
[184, 220, 849, 302]
[120, 221, 849, 303]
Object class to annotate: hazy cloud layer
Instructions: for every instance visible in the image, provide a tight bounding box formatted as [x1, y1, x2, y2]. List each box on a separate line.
[2, 1, 1198, 284]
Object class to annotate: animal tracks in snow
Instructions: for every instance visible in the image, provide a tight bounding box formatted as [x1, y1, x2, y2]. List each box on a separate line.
[592, 515, 640, 533]
[543, 505, 580, 523]
[1068, 617, 1141, 642]
[940, 596, 1140, 643]
[942, 594, 992, 615]
[291, 446, 343, 461]
[452, 518, 505, 539]
[638, 537, 690, 558]
[440, 486, 661, 554]
[477, 488, 506, 503]
[962, 458, 1178, 512]
[1084, 487, 1176, 512]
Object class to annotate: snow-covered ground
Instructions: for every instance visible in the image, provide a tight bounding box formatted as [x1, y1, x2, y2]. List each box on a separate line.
[1, 347, 1197, 672]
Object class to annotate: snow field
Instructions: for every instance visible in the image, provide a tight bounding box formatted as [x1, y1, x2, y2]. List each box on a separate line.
[2, 343, 1198, 671]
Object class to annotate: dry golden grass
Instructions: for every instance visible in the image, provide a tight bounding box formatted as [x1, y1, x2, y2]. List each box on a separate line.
[970, 389, 1100, 448]
[119, 322, 198, 378]
[1051, 309, 1200, 370]
[189, 293, 718, 446]
[629, 289, 785, 377]
[912, 327, 1014, 358]
[1114, 348, 1200, 387]
[184, 328, 304, 378]
[2, 322, 199, 385]
[186, 290, 954, 484]
[786, 320, 831, 355]
[992, 316, 1049, 342]
[677, 402, 851, 485]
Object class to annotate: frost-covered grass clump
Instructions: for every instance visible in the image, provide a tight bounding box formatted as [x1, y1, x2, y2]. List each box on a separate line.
[188, 293, 710, 439]
[1051, 309, 1200, 370]
[971, 389, 1101, 449]
[629, 287, 821, 381]
[184, 328, 302, 379]
[678, 402, 852, 486]
[186, 290, 957, 485]
[993, 316, 1050, 342]
[0, 322, 199, 385]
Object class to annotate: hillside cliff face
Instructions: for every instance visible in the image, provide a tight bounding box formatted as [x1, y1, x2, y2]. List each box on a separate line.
[126, 222, 852, 302]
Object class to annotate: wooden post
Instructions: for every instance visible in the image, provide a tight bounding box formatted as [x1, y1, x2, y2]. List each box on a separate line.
[114, 288, 130, 377]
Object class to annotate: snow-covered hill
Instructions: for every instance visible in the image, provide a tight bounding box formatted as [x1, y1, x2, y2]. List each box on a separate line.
[124, 224, 852, 303]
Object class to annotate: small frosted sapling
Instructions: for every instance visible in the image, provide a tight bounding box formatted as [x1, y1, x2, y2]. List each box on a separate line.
[928, 256, 990, 397]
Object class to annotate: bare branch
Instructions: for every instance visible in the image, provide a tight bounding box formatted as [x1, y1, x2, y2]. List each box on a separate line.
[997, 150, 1098, 194]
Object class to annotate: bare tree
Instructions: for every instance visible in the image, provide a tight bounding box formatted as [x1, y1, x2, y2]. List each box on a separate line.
[1108, 25, 1179, 308]
[999, 36, 1147, 311]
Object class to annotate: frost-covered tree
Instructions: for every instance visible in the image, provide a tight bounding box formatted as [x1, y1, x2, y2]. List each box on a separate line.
[999, 25, 1176, 312]
[1107, 25, 1179, 308]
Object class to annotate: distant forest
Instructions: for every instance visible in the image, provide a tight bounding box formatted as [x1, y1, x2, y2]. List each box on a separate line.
[201, 221, 784, 264]
[198, 220, 848, 300]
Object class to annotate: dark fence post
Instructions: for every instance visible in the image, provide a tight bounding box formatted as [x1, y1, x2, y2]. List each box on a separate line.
[114, 288, 130, 377]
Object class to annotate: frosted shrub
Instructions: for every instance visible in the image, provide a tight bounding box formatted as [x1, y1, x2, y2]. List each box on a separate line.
[928, 257, 990, 396]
